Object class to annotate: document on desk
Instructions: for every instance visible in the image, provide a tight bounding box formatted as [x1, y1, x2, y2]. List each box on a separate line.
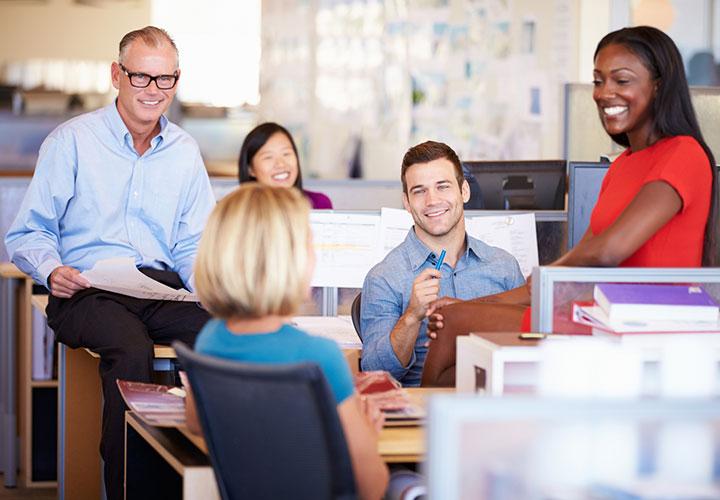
[380, 208, 413, 257]
[117, 380, 186, 427]
[80, 258, 198, 301]
[292, 315, 362, 349]
[310, 212, 382, 288]
[466, 213, 539, 278]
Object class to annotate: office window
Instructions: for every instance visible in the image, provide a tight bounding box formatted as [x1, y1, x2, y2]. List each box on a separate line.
[152, 0, 260, 106]
[613, 0, 720, 85]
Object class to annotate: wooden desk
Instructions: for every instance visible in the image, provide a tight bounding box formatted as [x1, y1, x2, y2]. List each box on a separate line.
[179, 388, 448, 464]
[126, 388, 446, 499]
[0, 262, 27, 279]
[128, 416, 424, 499]
[377, 388, 451, 462]
[30, 294, 177, 500]
[125, 412, 219, 500]
[43, 302, 361, 499]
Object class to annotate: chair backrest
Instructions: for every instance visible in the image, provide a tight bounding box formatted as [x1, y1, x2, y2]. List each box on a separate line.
[173, 342, 357, 500]
[350, 293, 361, 338]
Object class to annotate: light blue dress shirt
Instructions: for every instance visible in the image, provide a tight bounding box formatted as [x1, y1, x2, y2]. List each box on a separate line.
[5, 102, 216, 290]
[360, 228, 525, 386]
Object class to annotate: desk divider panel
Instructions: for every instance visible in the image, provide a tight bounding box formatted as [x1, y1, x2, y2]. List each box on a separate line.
[531, 266, 720, 333]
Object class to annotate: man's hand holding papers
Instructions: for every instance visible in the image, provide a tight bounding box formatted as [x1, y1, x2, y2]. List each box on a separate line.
[80, 258, 198, 301]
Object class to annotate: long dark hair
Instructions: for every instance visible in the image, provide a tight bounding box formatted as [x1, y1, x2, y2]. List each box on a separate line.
[238, 122, 303, 190]
[595, 26, 718, 266]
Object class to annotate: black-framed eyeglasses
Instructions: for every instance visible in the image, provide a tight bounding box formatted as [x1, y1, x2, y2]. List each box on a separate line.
[118, 63, 179, 90]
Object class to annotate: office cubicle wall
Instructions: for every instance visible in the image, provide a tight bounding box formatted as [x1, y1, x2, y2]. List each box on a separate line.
[0, 114, 65, 173]
[0, 177, 32, 262]
[0, 178, 403, 262]
[305, 209, 566, 316]
[467, 210, 567, 266]
[210, 178, 404, 209]
[1, 177, 567, 315]
[427, 396, 720, 500]
[530, 266, 720, 333]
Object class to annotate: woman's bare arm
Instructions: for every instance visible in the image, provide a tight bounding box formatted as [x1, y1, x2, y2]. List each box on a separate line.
[337, 394, 389, 500]
[553, 181, 682, 267]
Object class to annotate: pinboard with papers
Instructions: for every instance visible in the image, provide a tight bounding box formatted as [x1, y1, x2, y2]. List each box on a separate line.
[310, 208, 539, 288]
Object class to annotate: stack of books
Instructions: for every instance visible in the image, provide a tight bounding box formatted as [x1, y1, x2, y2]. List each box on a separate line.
[117, 380, 186, 427]
[573, 283, 720, 334]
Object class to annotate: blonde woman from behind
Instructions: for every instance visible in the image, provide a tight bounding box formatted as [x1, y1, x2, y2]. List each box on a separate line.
[185, 184, 389, 499]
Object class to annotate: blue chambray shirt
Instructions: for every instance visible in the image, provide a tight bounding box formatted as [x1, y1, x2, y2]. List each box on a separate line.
[360, 228, 525, 386]
[5, 102, 216, 290]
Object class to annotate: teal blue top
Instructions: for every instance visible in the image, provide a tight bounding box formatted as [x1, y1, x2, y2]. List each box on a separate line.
[195, 319, 355, 404]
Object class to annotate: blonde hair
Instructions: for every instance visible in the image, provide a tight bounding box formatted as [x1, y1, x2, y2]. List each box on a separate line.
[195, 184, 312, 319]
[118, 26, 179, 67]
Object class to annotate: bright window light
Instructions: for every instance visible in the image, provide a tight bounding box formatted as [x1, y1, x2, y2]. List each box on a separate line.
[151, 0, 260, 107]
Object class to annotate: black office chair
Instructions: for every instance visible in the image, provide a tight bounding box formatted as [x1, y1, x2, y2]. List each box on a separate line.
[173, 342, 357, 500]
[350, 293, 362, 338]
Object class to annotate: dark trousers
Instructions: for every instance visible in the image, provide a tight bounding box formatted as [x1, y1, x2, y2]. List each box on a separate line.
[47, 269, 210, 500]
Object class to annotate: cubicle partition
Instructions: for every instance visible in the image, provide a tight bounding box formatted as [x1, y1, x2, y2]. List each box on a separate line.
[0, 176, 32, 262]
[1, 177, 568, 316]
[427, 396, 720, 500]
[530, 266, 720, 333]
[210, 177, 405, 210]
[303, 209, 566, 317]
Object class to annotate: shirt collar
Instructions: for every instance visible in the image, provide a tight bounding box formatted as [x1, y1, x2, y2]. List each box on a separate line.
[155, 114, 169, 143]
[105, 100, 169, 151]
[404, 227, 489, 271]
[465, 234, 491, 263]
[404, 228, 444, 271]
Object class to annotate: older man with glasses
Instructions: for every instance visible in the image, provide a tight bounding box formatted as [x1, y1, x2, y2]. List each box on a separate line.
[5, 26, 215, 500]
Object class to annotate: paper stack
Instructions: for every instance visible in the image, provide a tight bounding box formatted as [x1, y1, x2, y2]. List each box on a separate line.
[574, 283, 720, 333]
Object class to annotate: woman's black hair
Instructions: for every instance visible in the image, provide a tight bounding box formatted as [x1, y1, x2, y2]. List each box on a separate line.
[595, 26, 718, 266]
[238, 122, 303, 190]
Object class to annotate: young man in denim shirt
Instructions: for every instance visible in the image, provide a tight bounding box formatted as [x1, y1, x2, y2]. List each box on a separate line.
[360, 141, 525, 386]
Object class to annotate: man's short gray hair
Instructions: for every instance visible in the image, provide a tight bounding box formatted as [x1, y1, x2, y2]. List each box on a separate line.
[118, 26, 179, 67]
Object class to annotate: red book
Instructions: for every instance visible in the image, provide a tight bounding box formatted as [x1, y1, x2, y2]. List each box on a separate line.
[117, 380, 186, 427]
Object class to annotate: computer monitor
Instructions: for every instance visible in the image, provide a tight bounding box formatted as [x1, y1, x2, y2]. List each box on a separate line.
[462, 160, 567, 210]
[567, 161, 609, 248]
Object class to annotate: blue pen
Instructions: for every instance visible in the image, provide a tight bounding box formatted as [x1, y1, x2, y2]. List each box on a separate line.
[435, 249, 446, 270]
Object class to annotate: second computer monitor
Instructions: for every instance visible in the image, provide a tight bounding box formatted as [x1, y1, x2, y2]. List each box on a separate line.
[567, 161, 609, 248]
[462, 160, 567, 211]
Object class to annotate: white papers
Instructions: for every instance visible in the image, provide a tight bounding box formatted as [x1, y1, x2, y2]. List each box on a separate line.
[573, 303, 720, 333]
[292, 315, 362, 349]
[466, 213, 539, 278]
[310, 212, 381, 288]
[80, 258, 198, 302]
[309, 209, 539, 287]
[379, 208, 414, 257]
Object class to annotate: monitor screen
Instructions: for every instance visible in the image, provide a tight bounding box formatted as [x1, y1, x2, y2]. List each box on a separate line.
[567, 161, 609, 248]
[462, 160, 567, 210]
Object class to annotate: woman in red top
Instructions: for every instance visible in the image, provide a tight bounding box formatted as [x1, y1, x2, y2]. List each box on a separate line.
[422, 26, 719, 386]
